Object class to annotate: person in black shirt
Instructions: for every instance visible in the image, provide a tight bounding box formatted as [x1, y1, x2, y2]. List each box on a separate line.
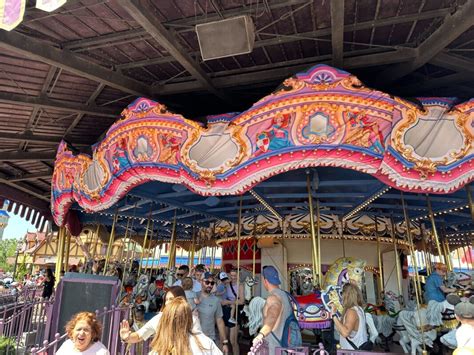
[41, 268, 55, 299]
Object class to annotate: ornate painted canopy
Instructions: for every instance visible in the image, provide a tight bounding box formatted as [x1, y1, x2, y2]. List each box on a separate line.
[52, 65, 474, 249]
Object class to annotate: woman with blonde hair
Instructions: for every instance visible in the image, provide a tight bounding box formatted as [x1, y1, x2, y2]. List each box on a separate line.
[330, 283, 370, 350]
[149, 297, 222, 355]
[56, 312, 109, 354]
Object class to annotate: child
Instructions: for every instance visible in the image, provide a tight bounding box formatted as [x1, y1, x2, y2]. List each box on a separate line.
[182, 277, 200, 310]
[217, 272, 237, 325]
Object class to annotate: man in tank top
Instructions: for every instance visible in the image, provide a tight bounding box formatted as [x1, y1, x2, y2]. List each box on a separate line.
[253, 265, 301, 353]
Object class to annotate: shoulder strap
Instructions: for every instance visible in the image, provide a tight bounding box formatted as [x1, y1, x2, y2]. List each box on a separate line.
[346, 337, 359, 350]
[230, 283, 238, 298]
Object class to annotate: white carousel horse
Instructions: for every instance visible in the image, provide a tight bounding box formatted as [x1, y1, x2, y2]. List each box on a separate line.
[395, 307, 437, 355]
[133, 274, 150, 311]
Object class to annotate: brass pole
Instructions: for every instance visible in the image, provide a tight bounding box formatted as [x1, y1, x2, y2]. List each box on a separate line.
[401, 192, 427, 353]
[340, 216, 346, 257]
[210, 247, 216, 271]
[426, 194, 445, 264]
[421, 228, 432, 275]
[463, 236, 472, 270]
[389, 216, 403, 299]
[63, 230, 71, 273]
[456, 245, 462, 270]
[252, 216, 257, 278]
[316, 198, 322, 286]
[138, 213, 152, 275]
[103, 211, 118, 275]
[128, 241, 137, 274]
[55, 227, 65, 286]
[306, 174, 319, 286]
[91, 223, 100, 261]
[167, 210, 178, 269]
[444, 239, 453, 271]
[235, 196, 243, 323]
[375, 215, 384, 303]
[146, 222, 155, 277]
[190, 227, 196, 268]
[118, 217, 131, 264]
[401, 192, 423, 305]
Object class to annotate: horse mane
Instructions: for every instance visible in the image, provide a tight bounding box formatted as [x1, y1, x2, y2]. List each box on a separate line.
[246, 297, 266, 336]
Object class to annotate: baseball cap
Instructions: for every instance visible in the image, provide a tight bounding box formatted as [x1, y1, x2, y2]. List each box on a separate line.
[203, 272, 214, 280]
[219, 272, 229, 281]
[262, 265, 281, 285]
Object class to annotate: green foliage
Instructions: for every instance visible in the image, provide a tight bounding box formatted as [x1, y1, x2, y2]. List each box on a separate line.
[0, 239, 18, 273]
[0, 336, 15, 355]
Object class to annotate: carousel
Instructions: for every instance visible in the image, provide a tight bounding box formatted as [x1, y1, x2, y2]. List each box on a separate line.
[44, 64, 473, 353]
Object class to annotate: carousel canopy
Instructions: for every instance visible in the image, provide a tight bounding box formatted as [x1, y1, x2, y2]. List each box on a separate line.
[50, 65, 474, 249]
[0, 0, 473, 241]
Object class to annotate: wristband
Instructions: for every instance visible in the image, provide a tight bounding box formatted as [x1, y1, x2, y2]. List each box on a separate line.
[258, 331, 266, 338]
[223, 340, 229, 344]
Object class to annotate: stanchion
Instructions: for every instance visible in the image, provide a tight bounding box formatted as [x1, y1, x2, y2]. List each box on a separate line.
[426, 194, 446, 266]
[375, 215, 384, 303]
[54, 227, 65, 286]
[146, 222, 155, 277]
[190, 226, 196, 268]
[138, 212, 152, 275]
[235, 195, 243, 323]
[401, 192, 427, 354]
[306, 173, 319, 286]
[103, 211, 118, 275]
[316, 198, 322, 286]
[389, 215, 403, 299]
[63, 229, 71, 272]
[167, 211, 178, 269]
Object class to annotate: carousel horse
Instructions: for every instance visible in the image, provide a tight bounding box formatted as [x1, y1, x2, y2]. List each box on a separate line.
[291, 257, 366, 329]
[395, 307, 438, 355]
[244, 296, 266, 336]
[133, 274, 150, 311]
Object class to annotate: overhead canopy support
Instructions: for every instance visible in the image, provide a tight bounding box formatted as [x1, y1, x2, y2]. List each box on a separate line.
[0, 132, 86, 146]
[377, 0, 474, 84]
[330, 0, 344, 67]
[0, 30, 152, 97]
[343, 185, 391, 221]
[117, 0, 231, 103]
[0, 92, 118, 118]
[5, 171, 52, 182]
[0, 152, 56, 161]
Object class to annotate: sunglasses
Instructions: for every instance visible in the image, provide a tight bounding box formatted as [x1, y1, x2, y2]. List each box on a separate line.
[204, 280, 215, 286]
[176, 273, 185, 277]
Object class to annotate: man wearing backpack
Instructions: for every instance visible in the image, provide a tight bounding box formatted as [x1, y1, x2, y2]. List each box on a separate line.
[252, 265, 302, 353]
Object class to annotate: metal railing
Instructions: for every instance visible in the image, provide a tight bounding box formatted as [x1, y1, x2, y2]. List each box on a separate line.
[336, 350, 406, 355]
[0, 286, 41, 307]
[0, 298, 53, 353]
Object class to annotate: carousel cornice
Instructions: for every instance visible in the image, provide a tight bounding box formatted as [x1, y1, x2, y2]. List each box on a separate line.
[51, 65, 474, 226]
[214, 233, 411, 248]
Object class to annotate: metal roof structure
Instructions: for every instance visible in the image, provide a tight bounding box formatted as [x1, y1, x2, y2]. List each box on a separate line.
[0, 0, 473, 234]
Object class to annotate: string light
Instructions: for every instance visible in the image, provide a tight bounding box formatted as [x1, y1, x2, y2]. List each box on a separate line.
[249, 189, 283, 221]
[411, 204, 470, 222]
[343, 186, 391, 222]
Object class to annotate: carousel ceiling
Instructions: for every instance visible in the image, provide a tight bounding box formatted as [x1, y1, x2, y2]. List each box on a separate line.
[0, 0, 473, 241]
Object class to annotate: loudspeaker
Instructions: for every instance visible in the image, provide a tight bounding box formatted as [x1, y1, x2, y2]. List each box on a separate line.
[196, 15, 255, 61]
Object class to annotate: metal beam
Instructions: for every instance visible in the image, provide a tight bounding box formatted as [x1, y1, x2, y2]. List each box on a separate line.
[6, 171, 52, 182]
[69, 7, 449, 69]
[116, 0, 229, 103]
[0, 30, 152, 97]
[155, 48, 415, 95]
[330, 0, 344, 67]
[0, 132, 86, 146]
[0, 91, 118, 118]
[377, 1, 474, 84]
[0, 151, 56, 161]
[400, 72, 474, 95]
[430, 52, 474, 75]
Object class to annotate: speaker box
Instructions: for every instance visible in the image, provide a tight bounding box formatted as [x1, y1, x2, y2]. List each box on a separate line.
[196, 15, 255, 61]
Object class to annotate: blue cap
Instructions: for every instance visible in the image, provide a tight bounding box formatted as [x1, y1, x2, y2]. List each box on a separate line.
[203, 272, 214, 280]
[262, 265, 281, 285]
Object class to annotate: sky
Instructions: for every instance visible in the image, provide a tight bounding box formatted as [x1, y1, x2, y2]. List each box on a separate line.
[2, 211, 38, 240]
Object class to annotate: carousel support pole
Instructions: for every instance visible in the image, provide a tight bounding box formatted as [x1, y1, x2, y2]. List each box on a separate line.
[374, 215, 384, 303]
[444, 238, 453, 271]
[235, 196, 243, 323]
[389, 215, 403, 299]
[340, 216, 346, 257]
[54, 227, 66, 285]
[190, 227, 196, 268]
[146, 223, 155, 277]
[426, 194, 445, 265]
[401, 192, 423, 305]
[103, 211, 118, 275]
[316, 198, 322, 286]
[128, 241, 137, 274]
[463, 236, 472, 270]
[252, 216, 257, 278]
[401, 192, 427, 353]
[456, 244, 462, 271]
[138, 212, 152, 275]
[167, 210, 178, 270]
[210, 247, 216, 271]
[306, 173, 320, 286]
[198, 248, 202, 264]
[91, 223, 100, 261]
[118, 217, 131, 264]
[63, 229, 71, 273]
[420, 228, 432, 275]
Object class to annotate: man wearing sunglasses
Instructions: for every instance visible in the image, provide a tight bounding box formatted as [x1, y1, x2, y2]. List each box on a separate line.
[173, 265, 201, 293]
[197, 272, 230, 354]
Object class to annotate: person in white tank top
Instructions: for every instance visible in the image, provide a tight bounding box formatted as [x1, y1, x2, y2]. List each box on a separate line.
[330, 283, 369, 350]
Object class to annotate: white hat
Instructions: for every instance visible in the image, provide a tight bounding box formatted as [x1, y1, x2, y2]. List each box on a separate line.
[219, 272, 229, 281]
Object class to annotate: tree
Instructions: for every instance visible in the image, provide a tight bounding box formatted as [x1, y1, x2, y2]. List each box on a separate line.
[0, 239, 19, 273]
